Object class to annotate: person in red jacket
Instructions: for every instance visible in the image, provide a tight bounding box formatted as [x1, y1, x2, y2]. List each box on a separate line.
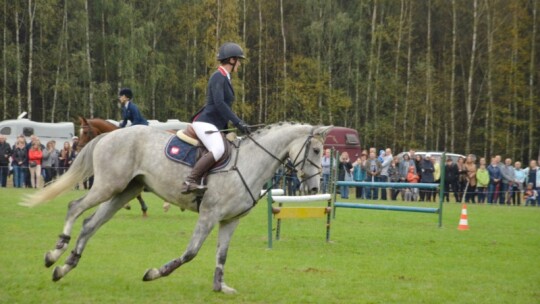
[28, 140, 43, 188]
[406, 166, 420, 201]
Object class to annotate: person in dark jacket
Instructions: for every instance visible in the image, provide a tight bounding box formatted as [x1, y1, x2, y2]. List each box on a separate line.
[118, 88, 149, 128]
[456, 156, 467, 202]
[337, 152, 353, 199]
[284, 158, 300, 196]
[181, 42, 250, 194]
[414, 154, 423, 181]
[419, 154, 435, 202]
[444, 158, 459, 202]
[0, 135, 13, 187]
[11, 136, 27, 187]
[388, 157, 401, 200]
[58, 141, 75, 176]
[487, 157, 502, 204]
[364, 151, 382, 200]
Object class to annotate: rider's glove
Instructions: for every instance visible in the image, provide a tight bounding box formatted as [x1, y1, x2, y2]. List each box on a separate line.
[235, 120, 251, 134]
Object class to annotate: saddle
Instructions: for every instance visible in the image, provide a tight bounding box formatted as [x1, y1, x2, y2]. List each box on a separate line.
[164, 124, 234, 172]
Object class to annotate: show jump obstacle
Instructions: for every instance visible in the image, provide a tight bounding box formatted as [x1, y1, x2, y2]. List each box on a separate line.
[265, 189, 332, 249]
[333, 153, 447, 227]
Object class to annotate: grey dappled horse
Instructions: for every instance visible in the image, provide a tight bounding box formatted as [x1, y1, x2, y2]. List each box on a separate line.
[21, 122, 331, 294]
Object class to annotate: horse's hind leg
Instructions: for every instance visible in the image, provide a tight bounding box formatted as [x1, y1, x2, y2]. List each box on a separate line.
[213, 219, 240, 294]
[137, 195, 148, 217]
[142, 211, 219, 282]
[45, 188, 116, 268]
[52, 183, 141, 281]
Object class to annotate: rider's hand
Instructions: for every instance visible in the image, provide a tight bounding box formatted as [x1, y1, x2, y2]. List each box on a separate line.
[235, 121, 251, 134]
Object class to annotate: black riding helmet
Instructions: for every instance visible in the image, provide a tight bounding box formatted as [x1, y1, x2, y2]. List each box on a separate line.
[118, 88, 133, 99]
[217, 42, 246, 62]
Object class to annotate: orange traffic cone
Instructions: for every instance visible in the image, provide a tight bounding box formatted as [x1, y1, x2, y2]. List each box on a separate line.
[457, 203, 469, 230]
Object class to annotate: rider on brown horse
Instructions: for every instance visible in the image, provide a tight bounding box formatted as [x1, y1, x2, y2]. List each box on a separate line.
[117, 88, 149, 127]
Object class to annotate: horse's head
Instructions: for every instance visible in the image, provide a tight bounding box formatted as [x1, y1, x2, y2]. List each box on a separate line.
[288, 126, 333, 195]
[77, 116, 118, 151]
[77, 116, 94, 151]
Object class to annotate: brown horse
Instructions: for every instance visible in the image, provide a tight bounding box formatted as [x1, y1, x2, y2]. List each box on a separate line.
[77, 116, 149, 216]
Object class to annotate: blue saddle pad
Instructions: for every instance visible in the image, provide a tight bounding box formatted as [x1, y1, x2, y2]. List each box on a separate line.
[164, 136, 230, 171]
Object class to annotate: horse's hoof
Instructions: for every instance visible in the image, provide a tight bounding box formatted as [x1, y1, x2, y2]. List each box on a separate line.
[142, 268, 161, 281]
[142, 211, 148, 218]
[163, 203, 170, 212]
[52, 266, 63, 282]
[44, 251, 56, 268]
[220, 283, 237, 295]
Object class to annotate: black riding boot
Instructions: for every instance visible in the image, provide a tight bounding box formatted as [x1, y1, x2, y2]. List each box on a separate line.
[181, 152, 216, 194]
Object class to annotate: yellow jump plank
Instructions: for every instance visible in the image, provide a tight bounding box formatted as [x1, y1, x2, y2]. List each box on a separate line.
[275, 207, 329, 219]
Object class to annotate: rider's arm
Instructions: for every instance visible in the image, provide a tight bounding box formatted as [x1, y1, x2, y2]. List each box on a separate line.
[209, 74, 241, 126]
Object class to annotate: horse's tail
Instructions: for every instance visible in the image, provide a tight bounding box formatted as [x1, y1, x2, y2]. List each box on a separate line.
[20, 134, 107, 207]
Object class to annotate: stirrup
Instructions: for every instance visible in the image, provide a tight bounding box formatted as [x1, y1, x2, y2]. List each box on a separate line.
[181, 181, 207, 195]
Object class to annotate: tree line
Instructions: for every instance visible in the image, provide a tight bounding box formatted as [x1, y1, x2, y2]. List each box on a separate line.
[1, 0, 539, 162]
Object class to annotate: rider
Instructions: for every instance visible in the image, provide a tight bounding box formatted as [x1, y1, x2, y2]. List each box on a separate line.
[181, 42, 251, 194]
[118, 88, 149, 128]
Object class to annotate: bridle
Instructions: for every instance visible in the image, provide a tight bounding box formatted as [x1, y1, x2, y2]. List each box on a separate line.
[78, 121, 98, 150]
[229, 127, 323, 208]
[287, 130, 323, 185]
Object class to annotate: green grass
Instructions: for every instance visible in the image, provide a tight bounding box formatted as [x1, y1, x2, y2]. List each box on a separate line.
[1, 188, 539, 303]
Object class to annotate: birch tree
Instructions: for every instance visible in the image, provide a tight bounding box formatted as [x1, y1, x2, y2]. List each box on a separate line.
[51, 0, 68, 122]
[365, 0, 378, 139]
[84, 0, 94, 117]
[423, 0, 432, 147]
[450, 0, 457, 152]
[257, 0, 263, 123]
[464, 0, 478, 154]
[529, 0, 538, 160]
[2, 0, 6, 119]
[280, 0, 287, 120]
[26, 0, 37, 118]
[403, 1, 413, 142]
[392, 0, 406, 148]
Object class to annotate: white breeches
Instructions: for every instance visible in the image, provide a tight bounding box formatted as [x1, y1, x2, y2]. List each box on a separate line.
[192, 121, 225, 161]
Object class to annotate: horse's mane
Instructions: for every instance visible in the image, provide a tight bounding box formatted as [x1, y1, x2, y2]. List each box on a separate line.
[251, 121, 312, 138]
[86, 118, 118, 131]
[89, 118, 117, 127]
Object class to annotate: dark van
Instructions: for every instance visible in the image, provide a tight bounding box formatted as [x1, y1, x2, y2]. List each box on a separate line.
[324, 127, 362, 159]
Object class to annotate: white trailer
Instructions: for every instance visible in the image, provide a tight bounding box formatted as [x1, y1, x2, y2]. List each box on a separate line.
[0, 116, 188, 146]
[0, 118, 75, 146]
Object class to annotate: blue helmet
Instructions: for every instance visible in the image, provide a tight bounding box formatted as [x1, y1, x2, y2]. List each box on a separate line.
[119, 88, 133, 99]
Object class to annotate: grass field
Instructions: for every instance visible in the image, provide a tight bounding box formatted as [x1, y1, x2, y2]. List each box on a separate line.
[1, 187, 539, 303]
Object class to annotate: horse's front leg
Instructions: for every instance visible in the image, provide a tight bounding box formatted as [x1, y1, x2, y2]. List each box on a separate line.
[143, 212, 218, 281]
[213, 219, 240, 294]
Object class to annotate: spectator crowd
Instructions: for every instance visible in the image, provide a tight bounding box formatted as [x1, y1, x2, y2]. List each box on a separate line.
[319, 148, 540, 207]
[3, 132, 539, 208]
[0, 134, 79, 189]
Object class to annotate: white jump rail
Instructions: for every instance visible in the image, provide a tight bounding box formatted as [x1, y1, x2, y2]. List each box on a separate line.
[267, 192, 332, 249]
[271, 194, 332, 203]
[260, 189, 285, 196]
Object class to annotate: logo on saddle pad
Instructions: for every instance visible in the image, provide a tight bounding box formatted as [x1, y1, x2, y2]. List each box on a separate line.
[170, 146, 180, 155]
